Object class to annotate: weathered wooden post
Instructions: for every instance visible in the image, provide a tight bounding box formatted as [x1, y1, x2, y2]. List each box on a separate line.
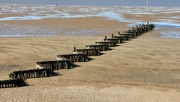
[0, 81, 2, 88]
[73, 46, 76, 52]
[47, 69, 50, 77]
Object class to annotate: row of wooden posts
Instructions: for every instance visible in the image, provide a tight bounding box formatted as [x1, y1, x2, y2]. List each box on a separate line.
[0, 23, 155, 88]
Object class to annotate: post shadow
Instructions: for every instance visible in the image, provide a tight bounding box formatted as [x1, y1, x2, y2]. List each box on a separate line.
[70, 63, 81, 69]
[50, 71, 61, 77]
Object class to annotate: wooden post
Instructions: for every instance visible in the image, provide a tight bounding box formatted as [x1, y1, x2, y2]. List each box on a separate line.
[105, 36, 107, 40]
[73, 46, 76, 52]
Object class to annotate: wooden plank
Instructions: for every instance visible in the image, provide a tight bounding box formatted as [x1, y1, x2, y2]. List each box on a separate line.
[104, 36, 123, 44]
[120, 34, 135, 39]
[95, 41, 117, 47]
[75, 48, 99, 56]
[57, 54, 87, 63]
[9, 69, 51, 80]
[37, 60, 71, 70]
[111, 34, 126, 42]
[86, 44, 109, 51]
[117, 34, 131, 41]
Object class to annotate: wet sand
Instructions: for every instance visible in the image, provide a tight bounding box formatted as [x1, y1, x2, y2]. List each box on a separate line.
[0, 5, 180, 102]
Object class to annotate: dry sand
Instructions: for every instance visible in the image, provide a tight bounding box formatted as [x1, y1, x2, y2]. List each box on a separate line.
[0, 11, 180, 101]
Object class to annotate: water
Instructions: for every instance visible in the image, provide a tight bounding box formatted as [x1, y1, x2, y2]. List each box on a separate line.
[129, 22, 180, 39]
[0, 4, 179, 38]
[0, 0, 179, 7]
[161, 30, 180, 39]
[0, 5, 179, 22]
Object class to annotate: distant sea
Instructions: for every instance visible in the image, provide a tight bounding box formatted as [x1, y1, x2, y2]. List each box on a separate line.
[0, 0, 179, 7]
[0, 2, 180, 38]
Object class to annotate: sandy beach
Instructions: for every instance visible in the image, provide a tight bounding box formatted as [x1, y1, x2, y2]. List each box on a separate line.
[0, 4, 180, 102]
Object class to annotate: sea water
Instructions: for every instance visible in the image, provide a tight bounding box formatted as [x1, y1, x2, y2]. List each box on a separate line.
[0, 4, 179, 38]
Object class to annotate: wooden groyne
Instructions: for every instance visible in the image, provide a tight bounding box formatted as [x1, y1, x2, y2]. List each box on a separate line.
[0, 23, 155, 88]
[0, 79, 22, 88]
[36, 60, 71, 70]
[9, 69, 51, 80]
